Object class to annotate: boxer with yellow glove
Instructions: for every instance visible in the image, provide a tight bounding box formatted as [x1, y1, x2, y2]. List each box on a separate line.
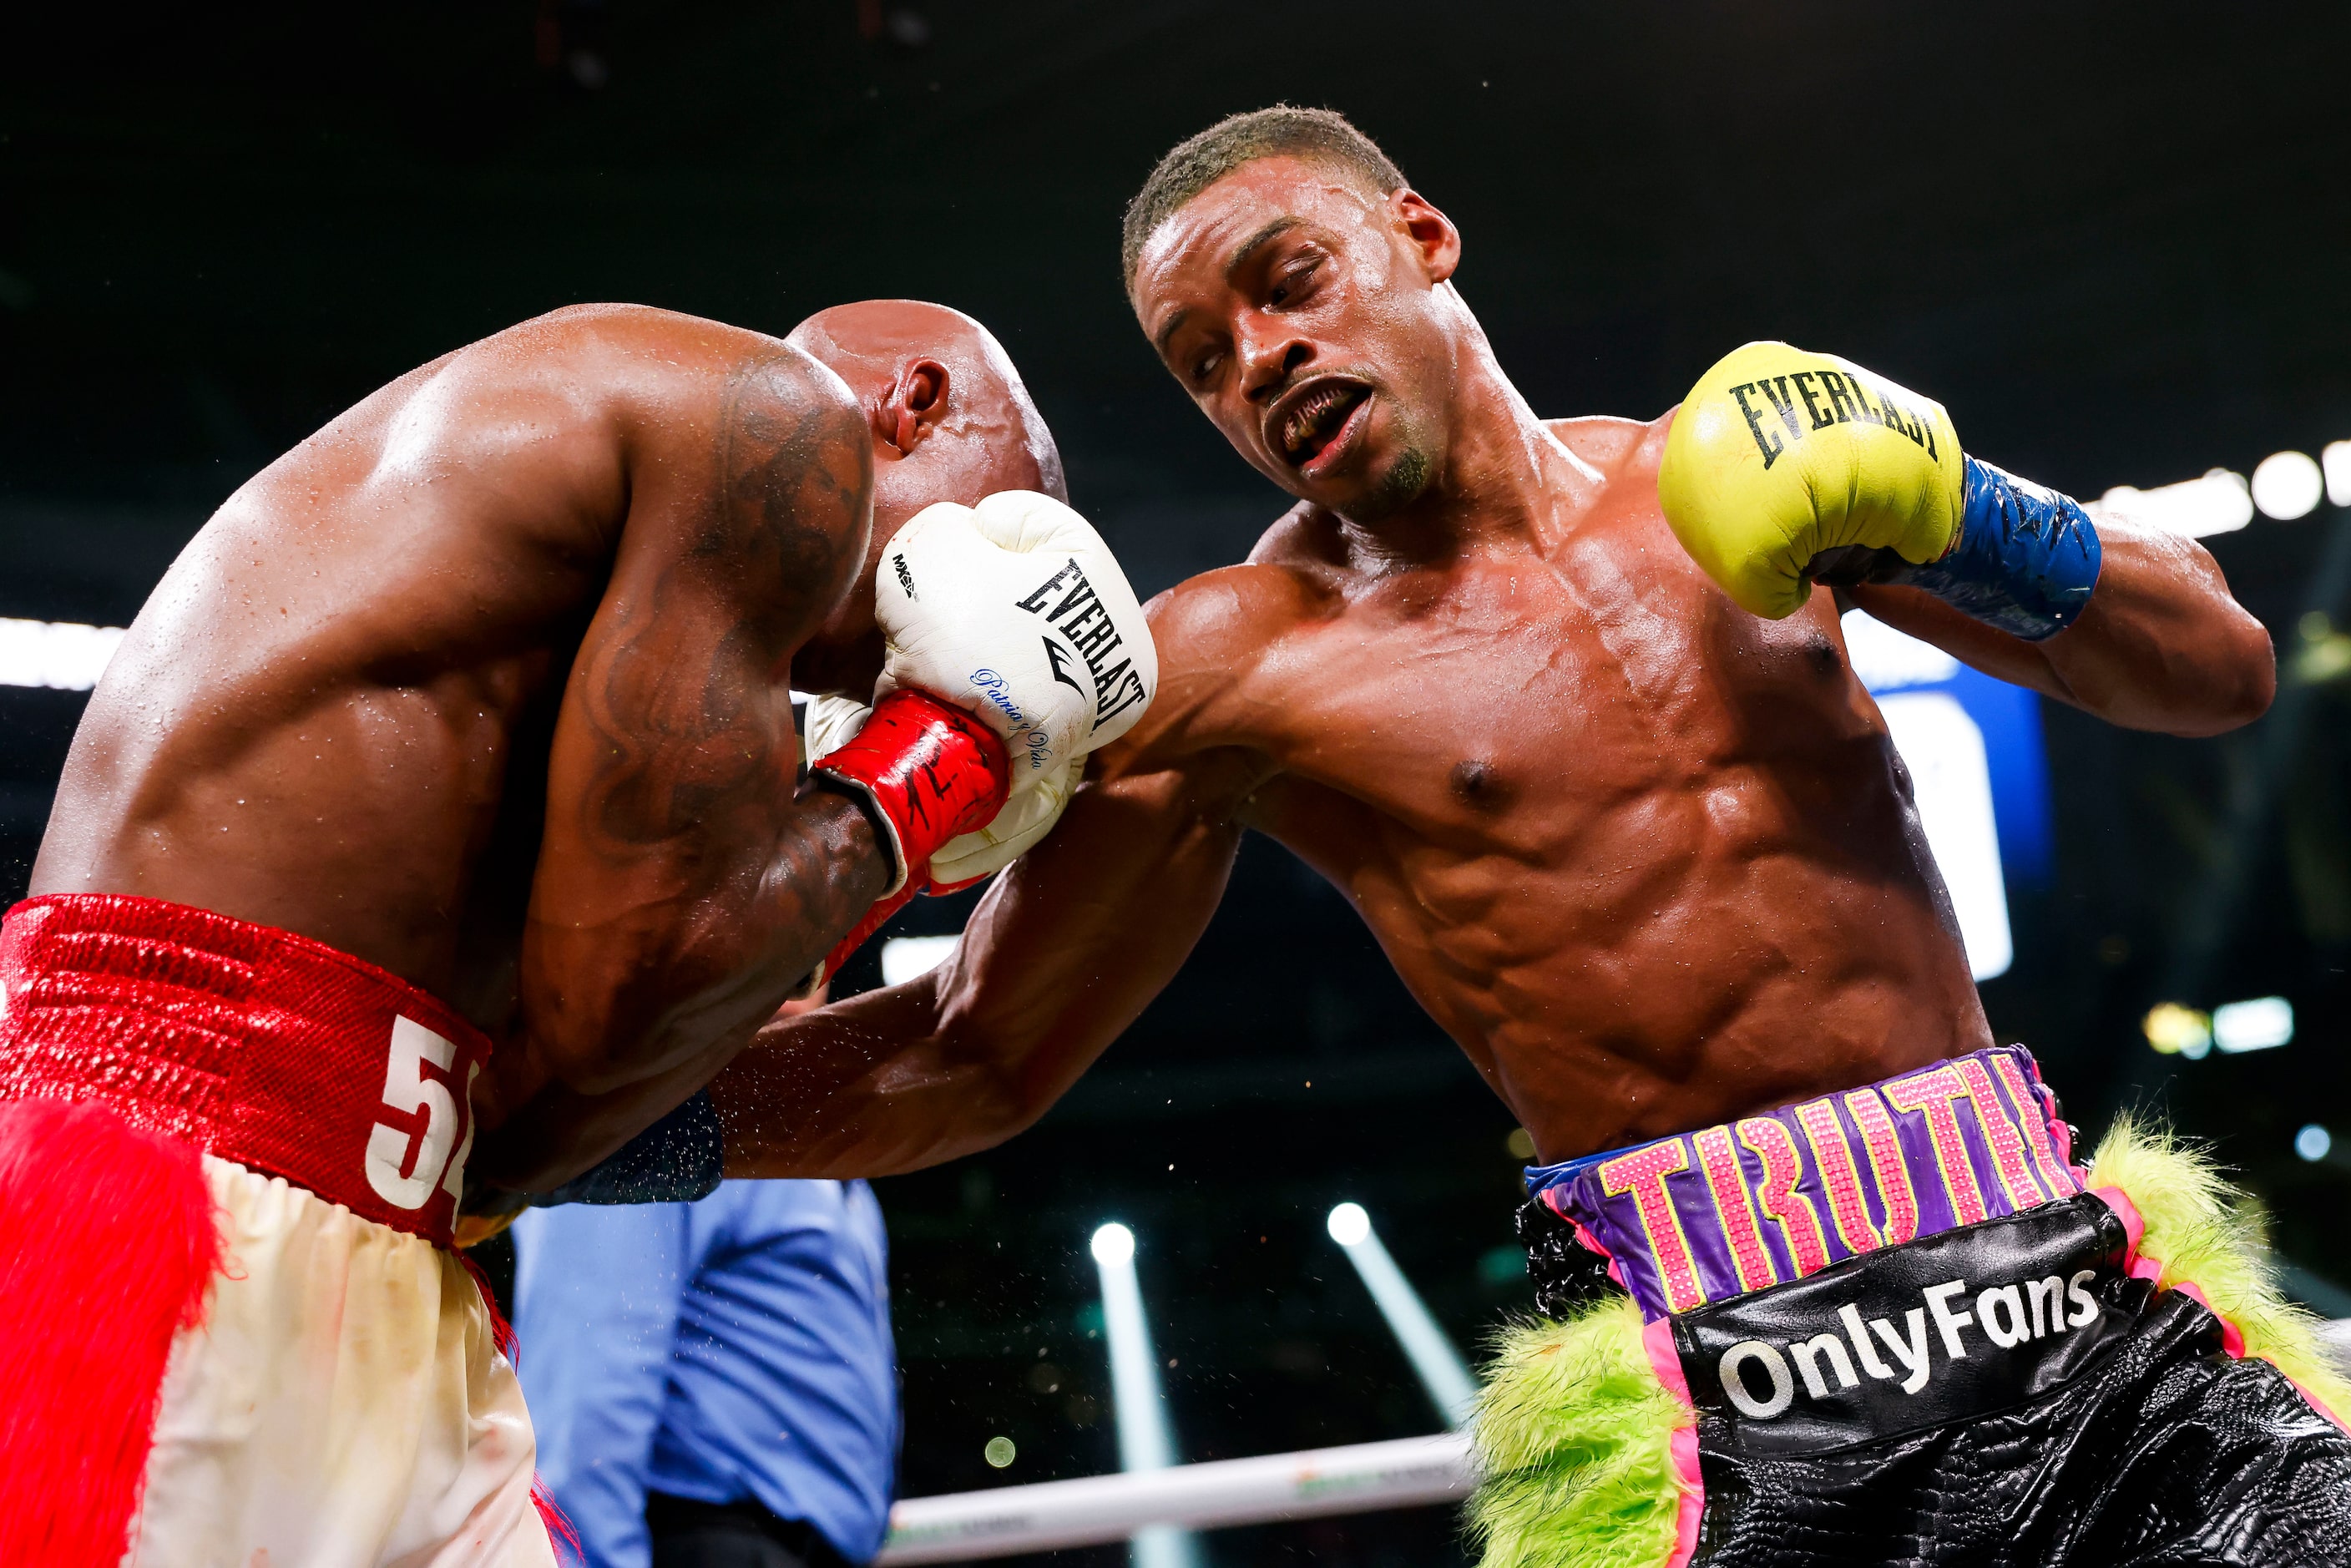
[1660, 341, 2101, 640]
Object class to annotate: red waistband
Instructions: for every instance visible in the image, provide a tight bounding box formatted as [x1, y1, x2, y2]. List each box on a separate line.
[0, 893, 493, 1247]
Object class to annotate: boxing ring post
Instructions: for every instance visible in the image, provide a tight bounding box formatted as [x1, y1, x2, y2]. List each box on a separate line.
[1088, 1223, 1202, 1568]
[1326, 1202, 1479, 1428]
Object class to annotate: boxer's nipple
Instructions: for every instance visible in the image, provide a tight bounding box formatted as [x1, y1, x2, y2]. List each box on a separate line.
[1450, 758, 1507, 810]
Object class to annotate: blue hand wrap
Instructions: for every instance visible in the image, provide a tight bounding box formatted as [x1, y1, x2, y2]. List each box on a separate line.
[526, 1088, 724, 1207]
[1888, 457, 2101, 640]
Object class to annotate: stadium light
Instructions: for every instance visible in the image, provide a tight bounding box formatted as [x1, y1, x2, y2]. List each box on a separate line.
[0, 618, 126, 690]
[1325, 1202, 1479, 1429]
[1087, 1224, 1200, 1568]
[2212, 996, 2294, 1054]
[1091, 1222, 1135, 1266]
[2251, 452, 2325, 521]
[2324, 442, 2351, 508]
[880, 934, 958, 987]
[2144, 1003, 2213, 1059]
[2096, 470, 2252, 538]
[2297, 1125, 2332, 1163]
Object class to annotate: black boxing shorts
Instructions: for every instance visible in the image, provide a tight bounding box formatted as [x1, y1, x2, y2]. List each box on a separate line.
[1472, 1045, 2351, 1567]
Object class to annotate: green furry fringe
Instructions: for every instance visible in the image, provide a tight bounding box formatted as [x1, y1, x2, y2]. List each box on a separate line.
[1464, 1115, 2351, 1568]
[2087, 1115, 2351, 1419]
[1467, 1294, 1686, 1568]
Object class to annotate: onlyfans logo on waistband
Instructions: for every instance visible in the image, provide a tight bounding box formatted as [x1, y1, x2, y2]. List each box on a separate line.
[1716, 1267, 2102, 1418]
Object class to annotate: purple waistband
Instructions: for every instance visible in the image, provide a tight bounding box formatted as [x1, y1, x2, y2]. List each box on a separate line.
[1529, 1045, 2086, 1322]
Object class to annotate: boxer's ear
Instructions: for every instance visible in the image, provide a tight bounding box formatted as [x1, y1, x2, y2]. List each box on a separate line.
[1390, 188, 1460, 286]
[877, 358, 952, 455]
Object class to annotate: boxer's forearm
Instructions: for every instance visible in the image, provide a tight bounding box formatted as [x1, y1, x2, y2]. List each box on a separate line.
[476, 787, 889, 1189]
[708, 975, 1033, 1177]
[713, 758, 1248, 1177]
[1848, 518, 2273, 736]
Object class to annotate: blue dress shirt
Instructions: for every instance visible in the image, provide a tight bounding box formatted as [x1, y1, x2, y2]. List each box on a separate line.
[513, 1180, 900, 1566]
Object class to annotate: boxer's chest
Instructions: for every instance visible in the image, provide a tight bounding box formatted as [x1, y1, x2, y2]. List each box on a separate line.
[1260, 539, 1866, 840]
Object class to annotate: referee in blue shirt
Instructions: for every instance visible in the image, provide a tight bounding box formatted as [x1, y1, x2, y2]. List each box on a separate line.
[512, 1179, 900, 1568]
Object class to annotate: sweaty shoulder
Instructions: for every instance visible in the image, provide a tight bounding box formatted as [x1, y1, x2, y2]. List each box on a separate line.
[1115, 503, 1338, 760]
[518, 303, 860, 448]
[1544, 412, 1671, 479]
[439, 304, 859, 447]
[405, 305, 869, 657]
[302, 304, 864, 562]
[522, 306, 869, 594]
[1158, 501, 1341, 660]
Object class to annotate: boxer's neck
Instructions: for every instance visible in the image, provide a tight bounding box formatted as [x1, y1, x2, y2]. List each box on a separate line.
[1333, 322, 1604, 568]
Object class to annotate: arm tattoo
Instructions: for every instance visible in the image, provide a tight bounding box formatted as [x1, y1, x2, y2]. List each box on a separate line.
[541, 347, 882, 1024]
[578, 354, 871, 852]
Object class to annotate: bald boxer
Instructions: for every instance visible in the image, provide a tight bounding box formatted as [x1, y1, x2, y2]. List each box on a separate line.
[0, 301, 1151, 1565]
[717, 112, 2351, 1563]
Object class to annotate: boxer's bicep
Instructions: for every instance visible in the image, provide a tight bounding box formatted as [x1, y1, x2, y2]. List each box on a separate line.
[1841, 584, 2064, 696]
[921, 685, 1267, 1110]
[2027, 518, 2273, 734]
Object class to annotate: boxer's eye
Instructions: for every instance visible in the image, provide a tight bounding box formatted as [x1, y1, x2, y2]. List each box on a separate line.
[1191, 350, 1222, 385]
[1267, 258, 1320, 308]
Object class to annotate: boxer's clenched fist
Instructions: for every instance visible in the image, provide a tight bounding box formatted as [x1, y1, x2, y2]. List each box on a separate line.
[806, 695, 1080, 892]
[1660, 341, 2101, 639]
[876, 489, 1157, 792]
[1658, 341, 1965, 620]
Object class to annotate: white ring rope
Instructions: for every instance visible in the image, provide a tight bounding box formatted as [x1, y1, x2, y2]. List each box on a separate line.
[876, 1431, 1477, 1564]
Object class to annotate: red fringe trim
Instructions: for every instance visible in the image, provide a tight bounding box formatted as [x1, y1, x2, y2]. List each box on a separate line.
[0, 1096, 222, 1565]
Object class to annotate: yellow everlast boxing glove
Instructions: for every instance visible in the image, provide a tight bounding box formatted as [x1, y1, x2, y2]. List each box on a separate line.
[1658, 341, 1964, 620]
[1658, 341, 2100, 639]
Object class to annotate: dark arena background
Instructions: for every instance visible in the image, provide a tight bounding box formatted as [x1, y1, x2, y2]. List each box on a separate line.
[7, 5, 2351, 1564]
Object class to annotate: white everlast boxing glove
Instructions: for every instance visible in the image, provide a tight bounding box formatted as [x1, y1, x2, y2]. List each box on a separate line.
[799, 493, 1156, 990]
[875, 489, 1157, 797]
[808, 695, 1081, 892]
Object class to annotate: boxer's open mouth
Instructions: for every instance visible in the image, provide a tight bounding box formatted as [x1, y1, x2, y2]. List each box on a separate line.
[1270, 379, 1371, 471]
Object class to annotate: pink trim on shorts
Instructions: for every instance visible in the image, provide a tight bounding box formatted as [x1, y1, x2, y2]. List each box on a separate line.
[1641, 1316, 1704, 1568]
[2016, 1052, 2090, 1186]
[2091, 1186, 2145, 1252]
[1547, 1186, 1701, 1554]
[2090, 1185, 2349, 1435]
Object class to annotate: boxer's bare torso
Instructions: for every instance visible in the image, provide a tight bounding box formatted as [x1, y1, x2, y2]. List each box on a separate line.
[32, 303, 895, 1180]
[723, 416, 1990, 1169]
[724, 152, 2268, 1176]
[38, 305, 870, 1013]
[1154, 416, 1984, 1154]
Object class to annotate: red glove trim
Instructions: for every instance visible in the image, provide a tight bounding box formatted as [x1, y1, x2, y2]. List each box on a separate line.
[811, 689, 1009, 897]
